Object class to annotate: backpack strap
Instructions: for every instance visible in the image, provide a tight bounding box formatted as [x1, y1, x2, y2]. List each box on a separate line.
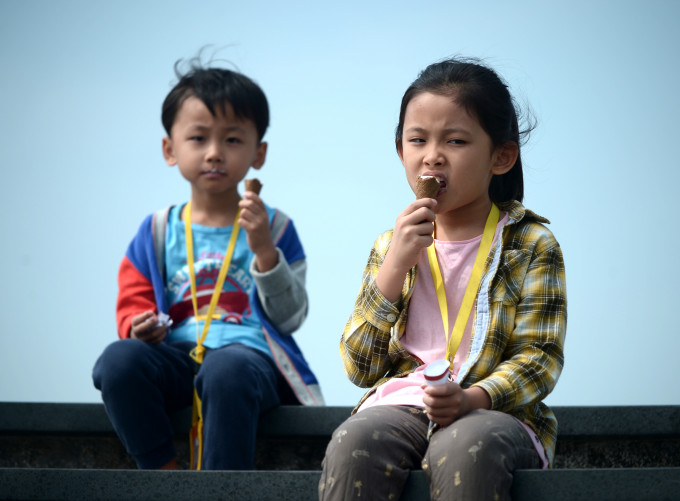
[270, 209, 290, 245]
[151, 206, 172, 281]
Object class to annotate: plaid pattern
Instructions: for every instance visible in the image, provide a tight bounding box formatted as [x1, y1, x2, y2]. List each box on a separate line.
[340, 201, 567, 465]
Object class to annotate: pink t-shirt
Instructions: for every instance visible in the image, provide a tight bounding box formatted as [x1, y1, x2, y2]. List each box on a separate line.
[358, 212, 549, 468]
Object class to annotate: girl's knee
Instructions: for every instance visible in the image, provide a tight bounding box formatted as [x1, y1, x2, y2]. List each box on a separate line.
[425, 410, 527, 473]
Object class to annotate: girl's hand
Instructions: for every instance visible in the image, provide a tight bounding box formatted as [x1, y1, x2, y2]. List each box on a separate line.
[421, 382, 491, 428]
[238, 192, 278, 272]
[130, 311, 168, 345]
[376, 198, 436, 302]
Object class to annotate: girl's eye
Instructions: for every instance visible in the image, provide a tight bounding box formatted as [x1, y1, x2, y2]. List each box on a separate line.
[226, 137, 243, 144]
[189, 136, 205, 142]
[408, 138, 425, 144]
[448, 138, 466, 145]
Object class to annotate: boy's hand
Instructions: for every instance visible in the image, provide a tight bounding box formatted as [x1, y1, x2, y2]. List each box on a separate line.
[130, 311, 168, 345]
[421, 382, 491, 428]
[238, 192, 278, 272]
[376, 198, 436, 302]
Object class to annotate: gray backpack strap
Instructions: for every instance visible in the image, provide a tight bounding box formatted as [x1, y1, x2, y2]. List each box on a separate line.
[270, 209, 290, 245]
[151, 206, 172, 281]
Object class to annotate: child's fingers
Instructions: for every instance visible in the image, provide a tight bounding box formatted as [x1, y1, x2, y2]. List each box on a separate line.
[131, 310, 154, 326]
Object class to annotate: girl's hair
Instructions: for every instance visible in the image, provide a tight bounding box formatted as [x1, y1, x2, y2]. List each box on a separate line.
[161, 57, 269, 141]
[395, 58, 533, 203]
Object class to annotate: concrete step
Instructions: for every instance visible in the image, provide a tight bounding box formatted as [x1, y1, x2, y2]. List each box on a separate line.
[1, 467, 679, 501]
[1, 403, 679, 470]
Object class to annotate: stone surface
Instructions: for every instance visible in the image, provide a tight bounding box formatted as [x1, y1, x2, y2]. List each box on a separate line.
[2, 403, 679, 470]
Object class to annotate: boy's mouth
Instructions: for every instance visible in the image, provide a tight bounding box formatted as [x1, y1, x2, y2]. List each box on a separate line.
[202, 168, 226, 175]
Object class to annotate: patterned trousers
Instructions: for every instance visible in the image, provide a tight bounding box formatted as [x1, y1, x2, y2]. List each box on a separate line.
[319, 405, 540, 501]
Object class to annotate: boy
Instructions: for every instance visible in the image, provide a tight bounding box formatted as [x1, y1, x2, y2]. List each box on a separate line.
[93, 61, 323, 470]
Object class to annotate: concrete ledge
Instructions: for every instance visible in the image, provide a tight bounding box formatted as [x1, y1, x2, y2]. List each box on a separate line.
[1, 468, 679, 501]
[2, 403, 679, 438]
[0, 403, 352, 437]
[2, 403, 679, 470]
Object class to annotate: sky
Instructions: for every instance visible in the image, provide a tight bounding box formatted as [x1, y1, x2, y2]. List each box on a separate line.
[1, 0, 679, 409]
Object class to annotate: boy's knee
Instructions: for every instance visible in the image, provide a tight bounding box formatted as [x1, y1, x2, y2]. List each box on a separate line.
[92, 339, 151, 388]
[196, 345, 274, 400]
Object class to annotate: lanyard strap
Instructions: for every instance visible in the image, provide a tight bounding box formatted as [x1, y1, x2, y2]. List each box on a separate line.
[184, 201, 241, 364]
[426, 203, 500, 367]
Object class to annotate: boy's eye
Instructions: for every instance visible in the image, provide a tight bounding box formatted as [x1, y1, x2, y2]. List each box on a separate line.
[408, 138, 425, 143]
[189, 136, 205, 142]
[226, 137, 243, 144]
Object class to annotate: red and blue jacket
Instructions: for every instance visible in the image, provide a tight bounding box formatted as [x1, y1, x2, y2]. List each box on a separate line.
[116, 206, 324, 406]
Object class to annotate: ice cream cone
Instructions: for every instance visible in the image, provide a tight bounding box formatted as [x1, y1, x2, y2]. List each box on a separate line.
[244, 178, 263, 195]
[415, 176, 440, 199]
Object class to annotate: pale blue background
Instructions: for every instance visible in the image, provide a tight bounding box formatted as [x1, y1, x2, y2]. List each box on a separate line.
[1, 0, 678, 407]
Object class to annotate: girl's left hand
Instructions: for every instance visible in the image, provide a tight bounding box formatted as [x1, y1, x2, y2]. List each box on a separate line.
[421, 382, 491, 428]
[239, 192, 278, 272]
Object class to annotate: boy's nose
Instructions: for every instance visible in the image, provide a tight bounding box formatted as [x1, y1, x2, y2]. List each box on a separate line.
[205, 141, 224, 162]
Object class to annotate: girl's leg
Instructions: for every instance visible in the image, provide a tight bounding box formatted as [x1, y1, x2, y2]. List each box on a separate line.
[423, 409, 541, 501]
[196, 343, 282, 470]
[319, 406, 429, 501]
[92, 339, 194, 469]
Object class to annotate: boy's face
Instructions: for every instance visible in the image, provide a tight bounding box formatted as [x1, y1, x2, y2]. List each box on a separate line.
[162, 95, 266, 202]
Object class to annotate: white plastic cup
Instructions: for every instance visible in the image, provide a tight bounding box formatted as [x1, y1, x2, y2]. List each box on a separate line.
[424, 359, 450, 386]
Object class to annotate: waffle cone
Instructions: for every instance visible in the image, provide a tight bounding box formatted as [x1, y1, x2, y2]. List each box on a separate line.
[244, 178, 263, 195]
[415, 176, 440, 199]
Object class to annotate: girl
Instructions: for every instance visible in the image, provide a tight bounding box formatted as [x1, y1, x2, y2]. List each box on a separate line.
[319, 58, 566, 501]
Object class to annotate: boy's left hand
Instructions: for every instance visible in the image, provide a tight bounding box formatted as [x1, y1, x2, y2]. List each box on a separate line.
[239, 192, 278, 272]
[421, 381, 491, 428]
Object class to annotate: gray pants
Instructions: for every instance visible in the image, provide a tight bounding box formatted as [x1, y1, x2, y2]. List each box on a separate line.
[319, 406, 540, 501]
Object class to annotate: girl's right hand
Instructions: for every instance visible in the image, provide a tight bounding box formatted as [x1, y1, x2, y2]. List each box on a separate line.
[376, 198, 436, 302]
[130, 310, 168, 345]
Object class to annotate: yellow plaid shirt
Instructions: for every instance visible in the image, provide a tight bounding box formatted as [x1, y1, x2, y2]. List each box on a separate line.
[340, 200, 567, 465]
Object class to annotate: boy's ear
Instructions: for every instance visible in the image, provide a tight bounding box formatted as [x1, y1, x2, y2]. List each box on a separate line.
[162, 137, 177, 166]
[491, 141, 519, 176]
[251, 141, 268, 170]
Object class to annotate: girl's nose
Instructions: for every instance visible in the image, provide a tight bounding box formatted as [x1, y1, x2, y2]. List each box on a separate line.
[424, 145, 444, 165]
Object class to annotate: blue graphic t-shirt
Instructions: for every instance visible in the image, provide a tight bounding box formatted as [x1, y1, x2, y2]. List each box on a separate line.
[164, 204, 272, 356]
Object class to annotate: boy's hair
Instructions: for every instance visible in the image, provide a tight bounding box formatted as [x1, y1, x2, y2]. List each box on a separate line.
[161, 61, 270, 142]
[395, 57, 533, 204]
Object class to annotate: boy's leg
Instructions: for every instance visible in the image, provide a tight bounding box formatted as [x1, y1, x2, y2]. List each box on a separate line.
[423, 409, 541, 501]
[319, 405, 429, 501]
[92, 339, 194, 469]
[196, 343, 282, 470]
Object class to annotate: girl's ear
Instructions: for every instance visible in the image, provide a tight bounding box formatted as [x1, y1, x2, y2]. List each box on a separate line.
[251, 141, 268, 170]
[396, 139, 404, 163]
[162, 137, 177, 166]
[491, 141, 519, 175]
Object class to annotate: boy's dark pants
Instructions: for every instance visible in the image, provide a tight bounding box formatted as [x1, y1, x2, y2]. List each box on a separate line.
[92, 339, 293, 469]
[319, 405, 541, 501]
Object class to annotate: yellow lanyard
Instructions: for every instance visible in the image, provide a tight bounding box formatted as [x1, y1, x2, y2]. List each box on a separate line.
[183, 201, 241, 364]
[426, 203, 499, 368]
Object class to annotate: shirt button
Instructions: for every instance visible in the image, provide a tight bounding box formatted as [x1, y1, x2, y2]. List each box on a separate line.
[387, 313, 397, 322]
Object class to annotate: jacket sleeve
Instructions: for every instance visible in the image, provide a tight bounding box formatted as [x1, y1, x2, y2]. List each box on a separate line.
[116, 256, 157, 338]
[115, 213, 162, 339]
[475, 231, 567, 412]
[340, 231, 405, 388]
[251, 211, 308, 335]
[251, 248, 308, 335]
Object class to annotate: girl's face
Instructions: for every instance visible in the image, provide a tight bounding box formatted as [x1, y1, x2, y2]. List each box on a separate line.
[398, 91, 513, 218]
